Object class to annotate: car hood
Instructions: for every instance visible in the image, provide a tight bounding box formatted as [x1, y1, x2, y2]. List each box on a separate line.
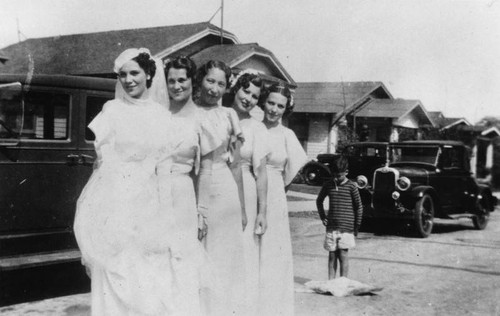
[390, 163, 435, 184]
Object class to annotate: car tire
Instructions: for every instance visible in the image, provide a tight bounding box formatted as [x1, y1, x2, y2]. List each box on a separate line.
[472, 200, 490, 230]
[413, 194, 434, 238]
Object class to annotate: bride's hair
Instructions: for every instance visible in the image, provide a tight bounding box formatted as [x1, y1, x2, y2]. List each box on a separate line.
[132, 53, 157, 88]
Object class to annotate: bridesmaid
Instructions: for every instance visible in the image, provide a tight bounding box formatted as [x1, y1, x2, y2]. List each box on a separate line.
[259, 83, 307, 316]
[161, 56, 221, 315]
[195, 60, 247, 315]
[226, 71, 268, 313]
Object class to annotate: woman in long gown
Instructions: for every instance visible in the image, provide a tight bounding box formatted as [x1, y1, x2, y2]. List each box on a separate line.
[259, 84, 308, 316]
[162, 56, 221, 315]
[74, 48, 178, 315]
[225, 71, 269, 314]
[195, 60, 247, 315]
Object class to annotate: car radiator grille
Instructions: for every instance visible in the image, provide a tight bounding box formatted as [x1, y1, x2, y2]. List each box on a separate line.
[373, 170, 397, 211]
[374, 170, 396, 192]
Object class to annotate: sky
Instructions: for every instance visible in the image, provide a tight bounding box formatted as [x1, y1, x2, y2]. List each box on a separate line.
[1, 0, 499, 123]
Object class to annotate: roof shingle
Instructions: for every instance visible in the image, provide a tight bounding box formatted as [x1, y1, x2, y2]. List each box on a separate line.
[0, 22, 235, 75]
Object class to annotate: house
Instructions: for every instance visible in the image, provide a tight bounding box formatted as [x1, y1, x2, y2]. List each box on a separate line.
[290, 82, 435, 159]
[0, 22, 294, 89]
[354, 98, 434, 142]
[290, 82, 392, 158]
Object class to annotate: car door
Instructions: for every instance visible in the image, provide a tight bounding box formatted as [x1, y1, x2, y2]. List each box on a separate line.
[0, 85, 87, 252]
[432, 146, 469, 214]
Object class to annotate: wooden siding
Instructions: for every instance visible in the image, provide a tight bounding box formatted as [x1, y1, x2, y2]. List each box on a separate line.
[305, 114, 330, 159]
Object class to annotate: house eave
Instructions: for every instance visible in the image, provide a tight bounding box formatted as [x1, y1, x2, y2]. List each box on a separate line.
[229, 51, 296, 86]
[155, 28, 240, 60]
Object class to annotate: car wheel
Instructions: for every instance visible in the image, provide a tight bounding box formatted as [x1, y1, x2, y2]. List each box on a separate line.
[472, 200, 490, 230]
[413, 194, 434, 238]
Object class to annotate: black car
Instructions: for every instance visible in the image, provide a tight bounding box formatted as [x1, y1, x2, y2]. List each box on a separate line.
[301, 142, 389, 186]
[0, 74, 114, 304]
[363, 141, 497, 238]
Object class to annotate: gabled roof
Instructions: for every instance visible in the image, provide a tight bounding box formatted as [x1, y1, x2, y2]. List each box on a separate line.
[355, 99, 434, 128]
[428, 111, 445, 126]
[190, 43, 295, 86]
[440, 117, 471, 130]
[293, 82, 392, 113]
[0, 22, 238, 75]
[458, 125, 500, 138]
[427, 111, 471, 130]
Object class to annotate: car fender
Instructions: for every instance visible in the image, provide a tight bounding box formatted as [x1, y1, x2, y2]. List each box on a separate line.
[477, 186, 497, 212]
[409, 186, 439, 210]
[302, 161, 331, 185]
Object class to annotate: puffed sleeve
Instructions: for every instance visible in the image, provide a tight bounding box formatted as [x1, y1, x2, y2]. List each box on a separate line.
[192, 115, 224, 175]
[88, 101, 116, 162]
[251, 121, 271, 171]
[283, 127, 308, 186]
[227, 107, 243, 139]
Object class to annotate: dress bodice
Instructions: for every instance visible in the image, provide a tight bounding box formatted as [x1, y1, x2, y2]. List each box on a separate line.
[264, 124, 308, 186]
[234, 117, 269, 172]
[198, 105, 235, 167]
[90, 98, 172, 174]
[170, 116, 200, 174]
[168, 102, 222, 174]
[266, 126, 288, 173]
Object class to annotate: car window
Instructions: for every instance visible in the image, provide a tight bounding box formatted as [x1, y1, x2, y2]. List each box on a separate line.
[392, 146, 439, 165]
[1, 89, 70, 140]
[85, 96, 110, 141]
[441, 147, 464, 169]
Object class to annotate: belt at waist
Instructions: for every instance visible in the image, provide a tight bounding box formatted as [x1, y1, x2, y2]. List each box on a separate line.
[199, 162, 230, 175]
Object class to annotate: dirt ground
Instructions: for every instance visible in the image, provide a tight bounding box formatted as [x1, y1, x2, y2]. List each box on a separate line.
[291, 209, 500, 316]
[2, 188, 499, 316]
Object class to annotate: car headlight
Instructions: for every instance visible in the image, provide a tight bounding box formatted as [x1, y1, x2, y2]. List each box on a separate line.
[355, 175, 368, 189]
[392, 191, 400, 200]
[396, 176, 411, 191]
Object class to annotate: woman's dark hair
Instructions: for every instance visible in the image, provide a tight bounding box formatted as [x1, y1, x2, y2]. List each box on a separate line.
[222, 72, 264, 106]
[165, 56, 197, 80]
[132, 52, 156, 88]
[195, 60, 232, 87]
[259, 83, 294, 116]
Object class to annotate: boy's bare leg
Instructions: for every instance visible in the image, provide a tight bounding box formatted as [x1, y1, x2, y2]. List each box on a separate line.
[338, 249, 349, 277]
[328, 251, 337, 279]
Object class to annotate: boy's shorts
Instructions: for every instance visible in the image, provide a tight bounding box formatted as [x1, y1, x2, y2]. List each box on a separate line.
[324, 230, 355, 251]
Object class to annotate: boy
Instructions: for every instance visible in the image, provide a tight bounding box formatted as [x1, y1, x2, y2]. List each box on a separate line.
[316, 156, 363, 279]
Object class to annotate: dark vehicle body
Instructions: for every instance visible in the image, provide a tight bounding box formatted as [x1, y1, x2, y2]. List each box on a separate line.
[0, 74, 114, 304]
[364, 141, 496, 237]
[301, 142, 389, 186]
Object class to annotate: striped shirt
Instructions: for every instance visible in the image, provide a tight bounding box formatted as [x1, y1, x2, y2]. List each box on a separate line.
[316, 179, 363, 232]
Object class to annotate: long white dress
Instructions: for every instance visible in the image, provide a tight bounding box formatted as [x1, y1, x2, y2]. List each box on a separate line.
[230, 117, 269, 313]
[74, 96, 177, 316]
[158, 101, 221, 316]
[259, 124, 307, 316]
[196, 105, 247, 316]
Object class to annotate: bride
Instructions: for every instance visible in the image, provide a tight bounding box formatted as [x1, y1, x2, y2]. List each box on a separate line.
[74, 48, 179, 315]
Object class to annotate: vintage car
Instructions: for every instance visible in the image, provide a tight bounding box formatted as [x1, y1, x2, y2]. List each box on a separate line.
[362, 141, 497, 238]
[301, 142, 389, 186]
[0, 74, 114, 304]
